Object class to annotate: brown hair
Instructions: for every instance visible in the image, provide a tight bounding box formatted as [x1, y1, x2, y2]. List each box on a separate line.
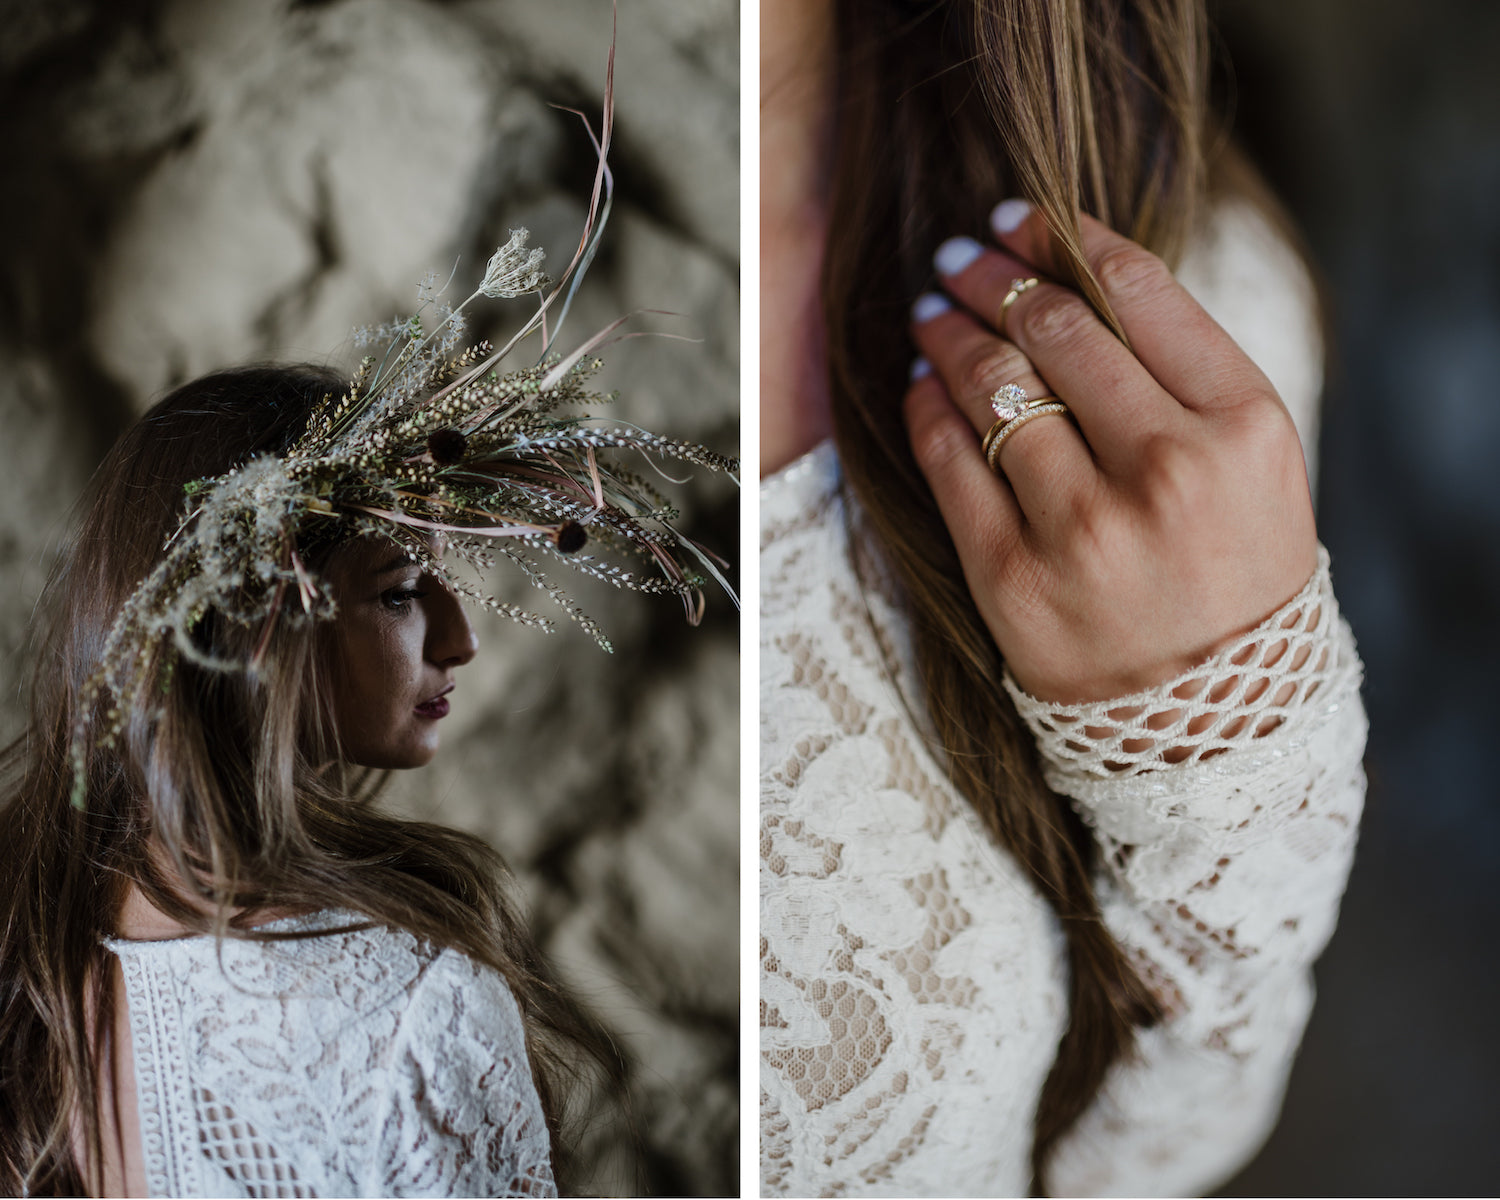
[823, 0, 1270, 1189]
[0, 367, 626, 1195]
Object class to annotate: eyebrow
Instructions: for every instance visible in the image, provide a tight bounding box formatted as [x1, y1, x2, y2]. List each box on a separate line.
[373, 554, 421, 576]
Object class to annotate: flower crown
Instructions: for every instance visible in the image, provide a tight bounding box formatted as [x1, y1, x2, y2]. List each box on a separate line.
[69, 84, 736, 807]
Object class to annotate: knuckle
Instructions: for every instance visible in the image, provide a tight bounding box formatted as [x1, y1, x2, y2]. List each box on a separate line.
[956, 341, 1030, 399]
[974, 519, 1018, 571]
[1015, 287, 1094, 348]
[1237, 396, 1299, 450]
[993, 542, 1051, 615]
[1030, 475, 1112, 561]
[909, 406, 972, 476]
[1094, 243, 1172, 302]
[1058, 484, 1115, 557]
[1137, 433, 1210, 517]
[1234, 400, 1310, 483]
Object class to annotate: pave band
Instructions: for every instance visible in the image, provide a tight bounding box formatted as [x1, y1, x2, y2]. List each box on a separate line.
[984, 400, 1070, 470]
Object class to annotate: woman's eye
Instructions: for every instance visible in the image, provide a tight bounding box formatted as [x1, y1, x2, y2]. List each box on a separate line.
[381, 586, 426, 612]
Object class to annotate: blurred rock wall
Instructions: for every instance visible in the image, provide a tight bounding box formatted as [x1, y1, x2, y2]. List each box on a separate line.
[0, 1, 739, 1194]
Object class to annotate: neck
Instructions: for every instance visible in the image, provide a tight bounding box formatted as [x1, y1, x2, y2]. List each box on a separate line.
[760, 0, 837, 476]
[114, 843, 310, 941]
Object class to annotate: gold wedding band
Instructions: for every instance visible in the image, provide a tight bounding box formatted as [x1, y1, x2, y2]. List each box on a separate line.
[998, 277, 1039, 339]
[984, 400, 1069, 470]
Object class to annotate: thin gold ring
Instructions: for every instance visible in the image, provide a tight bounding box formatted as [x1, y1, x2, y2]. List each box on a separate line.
[985, 401, 1070, 470]
[998, 277, 1040, 339]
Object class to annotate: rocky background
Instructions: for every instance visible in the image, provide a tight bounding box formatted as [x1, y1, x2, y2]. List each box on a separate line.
[0, 1, 738, 1195]
[1212, 0, 1500, 1193]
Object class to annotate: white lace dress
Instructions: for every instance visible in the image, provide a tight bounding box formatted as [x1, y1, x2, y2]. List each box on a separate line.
[105, 911, 555, 1198]
[760, 205, 1368, 1197]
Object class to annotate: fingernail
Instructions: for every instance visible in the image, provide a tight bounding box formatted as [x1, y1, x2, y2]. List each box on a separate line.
[911, 293, 951, 324]
[909, 356, 932, 382]
[990, 198, 1031, 235]
[933, 236, 983, 277]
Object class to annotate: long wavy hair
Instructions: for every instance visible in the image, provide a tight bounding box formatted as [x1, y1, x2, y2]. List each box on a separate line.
[822, 0, 1293, 1189]
[0, 367, 627, 1196]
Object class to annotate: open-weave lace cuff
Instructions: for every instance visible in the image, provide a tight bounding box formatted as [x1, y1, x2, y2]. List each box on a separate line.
[1003, 546, 1361, 781]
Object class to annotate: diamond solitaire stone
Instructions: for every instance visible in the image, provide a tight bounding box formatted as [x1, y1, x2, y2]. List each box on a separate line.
[990, 383, 1029, 422]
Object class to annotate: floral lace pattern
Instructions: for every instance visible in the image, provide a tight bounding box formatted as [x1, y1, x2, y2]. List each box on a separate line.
[760, 448, 1366, 1196]
[106, 912, 555, 1198]
[760, 202, 1362, 1196]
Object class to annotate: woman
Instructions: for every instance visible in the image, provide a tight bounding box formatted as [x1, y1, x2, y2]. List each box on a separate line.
[0, 365, 593, 1196]
[0, 216, 730, 1189]
[761, 0, 1365, 1195]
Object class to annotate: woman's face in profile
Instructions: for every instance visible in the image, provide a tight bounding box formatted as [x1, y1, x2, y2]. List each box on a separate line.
[322, 536, 478, 769]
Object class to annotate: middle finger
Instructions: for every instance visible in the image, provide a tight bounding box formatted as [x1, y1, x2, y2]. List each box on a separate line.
[933, 237, 1176, 471]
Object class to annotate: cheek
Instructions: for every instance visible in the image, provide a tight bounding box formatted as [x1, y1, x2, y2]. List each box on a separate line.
[331, 617, 426, 755]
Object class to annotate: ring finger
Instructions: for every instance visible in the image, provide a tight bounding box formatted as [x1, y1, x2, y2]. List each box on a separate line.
[933, 236, 1176, 470]
[910, 293, 1097, 524]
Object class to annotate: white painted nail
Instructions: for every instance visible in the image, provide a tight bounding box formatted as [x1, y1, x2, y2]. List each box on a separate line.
[990, 198, 1031, 235]
[909, 356, 932, 382]
[911, 293, 951, 324]
[933, 236, 984, 276]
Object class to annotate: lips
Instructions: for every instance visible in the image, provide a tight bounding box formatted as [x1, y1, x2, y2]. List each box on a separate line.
[414, 683, 454, 719]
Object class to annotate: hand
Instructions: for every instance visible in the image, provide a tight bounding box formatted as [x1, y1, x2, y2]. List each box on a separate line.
[903, 203, 1318, 705]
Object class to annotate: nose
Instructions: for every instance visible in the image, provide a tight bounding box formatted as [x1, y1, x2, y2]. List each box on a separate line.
[425, 579, 479, 668]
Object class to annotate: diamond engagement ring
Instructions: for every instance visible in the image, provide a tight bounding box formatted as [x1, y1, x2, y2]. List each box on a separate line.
[998, 277, 1039, 339]
[981, 383, 1068, 470]
[981, 383, 1043, 457]
[989, 383, 1032, 422]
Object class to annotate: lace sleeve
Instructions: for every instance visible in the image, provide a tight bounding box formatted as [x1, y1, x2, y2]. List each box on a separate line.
[371, 950, 557, 1198]
[1004, 548, 1367, 1195]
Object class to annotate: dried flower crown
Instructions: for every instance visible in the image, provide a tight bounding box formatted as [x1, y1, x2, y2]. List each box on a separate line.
[69, 72, 736, 807]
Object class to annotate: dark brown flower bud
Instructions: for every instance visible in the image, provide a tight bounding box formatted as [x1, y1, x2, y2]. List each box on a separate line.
[427, 428, 467, 466]
[555, 521, 587, 554]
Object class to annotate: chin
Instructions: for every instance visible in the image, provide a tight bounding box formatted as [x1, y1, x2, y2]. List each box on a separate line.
[387, 746, 440, 770]
[346, 737, 440, 771]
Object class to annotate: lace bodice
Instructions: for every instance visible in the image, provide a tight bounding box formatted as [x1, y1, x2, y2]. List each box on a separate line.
[105, 912, 554, 1198]
[759, 203, 1367, 1196]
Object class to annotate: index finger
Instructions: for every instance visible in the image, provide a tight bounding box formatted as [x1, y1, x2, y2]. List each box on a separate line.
[990, 200, 1269, 410]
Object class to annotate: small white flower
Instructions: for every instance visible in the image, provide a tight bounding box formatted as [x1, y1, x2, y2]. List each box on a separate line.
[479, 228, 550, 298]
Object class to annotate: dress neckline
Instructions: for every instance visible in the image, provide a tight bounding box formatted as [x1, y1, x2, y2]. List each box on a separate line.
[103, 907, 355, 951]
